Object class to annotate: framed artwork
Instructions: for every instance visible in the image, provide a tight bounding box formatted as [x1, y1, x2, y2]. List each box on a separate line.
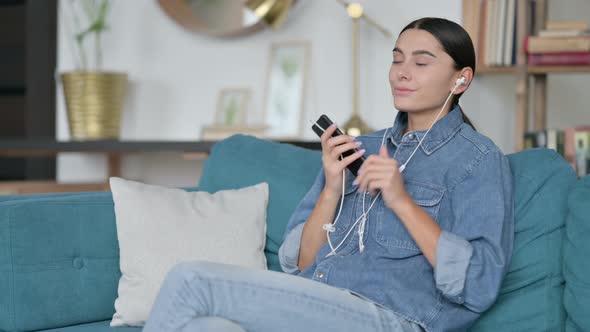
[263, 41, 310, 138]
[215, 88, 251, 127]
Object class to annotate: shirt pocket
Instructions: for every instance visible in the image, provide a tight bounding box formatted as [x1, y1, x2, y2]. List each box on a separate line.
[329, 170, 360, 236]
[375, 180, 445, 253]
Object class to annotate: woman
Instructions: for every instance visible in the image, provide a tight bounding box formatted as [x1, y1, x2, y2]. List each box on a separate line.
[143, 17, 514, 332]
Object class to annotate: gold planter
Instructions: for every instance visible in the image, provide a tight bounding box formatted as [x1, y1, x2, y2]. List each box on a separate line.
[61, 71, 128, 140]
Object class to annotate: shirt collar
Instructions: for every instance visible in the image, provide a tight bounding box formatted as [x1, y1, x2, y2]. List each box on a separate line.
[388, 104, 465, 155]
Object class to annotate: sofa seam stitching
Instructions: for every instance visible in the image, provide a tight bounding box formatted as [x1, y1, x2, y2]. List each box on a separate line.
[545, 216, 558, 331]
[8, 209, 16, 330]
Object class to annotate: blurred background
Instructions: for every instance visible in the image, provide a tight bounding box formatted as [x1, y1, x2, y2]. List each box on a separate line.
[1, 0, 589, 192]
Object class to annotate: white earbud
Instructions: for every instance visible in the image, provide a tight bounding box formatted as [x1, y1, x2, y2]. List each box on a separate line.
[455, 76, 467, 89]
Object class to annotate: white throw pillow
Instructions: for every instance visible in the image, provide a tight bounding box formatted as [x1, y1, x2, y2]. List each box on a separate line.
[109, 177, 268, 327]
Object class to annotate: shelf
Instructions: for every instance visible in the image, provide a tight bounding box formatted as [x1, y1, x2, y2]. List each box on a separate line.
[477, 65, 518, 74]
[0, 139, 322, 157]
[527, 65, 590, 74]
[476, 65, 590, 75]
[0, 139, 322, 180]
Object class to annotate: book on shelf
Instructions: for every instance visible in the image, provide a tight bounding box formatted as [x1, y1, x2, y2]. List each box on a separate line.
[538, 29, 590, 38]
[525, 127, 590, 177]
[526, 21, 590, 65]
[463, 1, 590, 70]
[462, 0, 518, 68]
[523, 129, 564, 155]
[565, 126, 590, 177]
[545, 22, 589, 31]
[527, 52, 590, 66]
[525, 36, 590, 53]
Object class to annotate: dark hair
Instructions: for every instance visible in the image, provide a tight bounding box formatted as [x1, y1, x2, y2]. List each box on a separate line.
[400, 17, 476, 130]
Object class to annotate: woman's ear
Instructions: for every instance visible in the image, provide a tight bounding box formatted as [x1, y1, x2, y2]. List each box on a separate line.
[453, 68, 474, 95]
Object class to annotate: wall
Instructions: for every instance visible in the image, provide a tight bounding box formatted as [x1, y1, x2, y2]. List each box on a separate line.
[55, 0, 590, 186]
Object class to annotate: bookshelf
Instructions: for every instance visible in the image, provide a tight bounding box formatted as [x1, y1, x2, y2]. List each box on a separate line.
[463, 0, 590, 151]
[527, 65, 590, 74]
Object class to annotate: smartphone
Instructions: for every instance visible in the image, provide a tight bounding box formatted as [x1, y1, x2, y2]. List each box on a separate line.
[312, 114, 365, 176]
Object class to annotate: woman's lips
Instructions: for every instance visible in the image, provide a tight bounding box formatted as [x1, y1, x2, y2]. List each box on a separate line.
[393, 87, 415, 96]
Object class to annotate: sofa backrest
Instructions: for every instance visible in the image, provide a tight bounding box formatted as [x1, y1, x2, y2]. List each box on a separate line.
[470, 148, 577, 331]
[198, 135, 322, 272]
[563, 175, 590, 331]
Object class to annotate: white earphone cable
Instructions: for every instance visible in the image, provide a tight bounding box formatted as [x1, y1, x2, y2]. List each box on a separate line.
[321, 77, 465, 256]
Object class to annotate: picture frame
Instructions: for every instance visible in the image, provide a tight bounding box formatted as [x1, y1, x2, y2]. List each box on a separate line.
[215, 88, 251, 127]
[263, 41, 310, 139]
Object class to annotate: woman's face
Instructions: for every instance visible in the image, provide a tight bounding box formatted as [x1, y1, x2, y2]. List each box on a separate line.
[389, 28, 460, 114]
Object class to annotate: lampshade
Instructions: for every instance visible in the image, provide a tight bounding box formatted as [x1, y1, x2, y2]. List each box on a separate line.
[245, 0, 293, 29]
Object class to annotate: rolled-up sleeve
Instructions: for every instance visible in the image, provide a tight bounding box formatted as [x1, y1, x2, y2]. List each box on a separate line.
[278, 223, 305, 273]
[278, 169, 326, 274]
[434, 150, 514, 313]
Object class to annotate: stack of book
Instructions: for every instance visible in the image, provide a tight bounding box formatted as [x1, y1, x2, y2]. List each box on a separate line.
[526, 22, 590, 66]
[463, 0, 518, 67]
[524, 126, 590, 177]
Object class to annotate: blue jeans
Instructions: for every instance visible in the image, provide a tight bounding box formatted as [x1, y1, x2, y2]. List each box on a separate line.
[143, 261, 424, 332]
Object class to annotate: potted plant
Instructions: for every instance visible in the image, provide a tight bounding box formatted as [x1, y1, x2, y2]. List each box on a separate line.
[61, 0, 127, 140]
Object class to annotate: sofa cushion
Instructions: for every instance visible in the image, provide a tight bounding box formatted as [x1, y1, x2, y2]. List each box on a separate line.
[0, 188, 200, 332]
[0, 192, 121, 332]
[109, 178, 268, 326]
[564, 175, 590, 332]
[198, 135, 322, 271]
[0, 193, 120, 331]
[39, 320, 140, 331]
[470, 148, 577, 331]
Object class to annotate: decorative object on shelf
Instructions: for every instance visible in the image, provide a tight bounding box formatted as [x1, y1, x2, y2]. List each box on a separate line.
[60, 0, 127, 141]
[335, 0, 392, 137]
[158, 0, 297, 38]
[263, 41, 310, 139]
[200, 124, 269, 140]
[201, 87, 268, 140]
[215, 88, 251, 127]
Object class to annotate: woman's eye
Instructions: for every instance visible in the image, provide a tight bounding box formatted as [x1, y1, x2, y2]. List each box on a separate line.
[392, 60, 402, 64]
[416, 63, 427, 66]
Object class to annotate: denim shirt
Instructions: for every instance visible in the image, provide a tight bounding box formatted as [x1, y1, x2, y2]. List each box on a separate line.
[278, 105, 514, 332]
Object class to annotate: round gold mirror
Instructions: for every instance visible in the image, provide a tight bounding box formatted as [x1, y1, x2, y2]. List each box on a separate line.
[158, 0, 297, 38]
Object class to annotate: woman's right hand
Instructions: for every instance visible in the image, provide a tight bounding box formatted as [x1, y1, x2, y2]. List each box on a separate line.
[320, 124, 366, 197]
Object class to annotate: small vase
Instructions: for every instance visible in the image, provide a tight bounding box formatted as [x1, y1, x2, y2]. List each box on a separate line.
[61, 71, 128, 140]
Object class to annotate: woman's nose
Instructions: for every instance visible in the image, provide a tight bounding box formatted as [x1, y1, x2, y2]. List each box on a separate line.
[391, 63, 411, 82]
[398, 64, 412, 81]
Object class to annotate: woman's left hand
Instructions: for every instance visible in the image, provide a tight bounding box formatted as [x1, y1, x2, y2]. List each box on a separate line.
[353, 146, 410, 211]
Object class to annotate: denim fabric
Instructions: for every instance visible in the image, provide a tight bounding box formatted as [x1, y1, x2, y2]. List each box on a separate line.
[143, 261, 424, 332]
[279, 105, 515, 332]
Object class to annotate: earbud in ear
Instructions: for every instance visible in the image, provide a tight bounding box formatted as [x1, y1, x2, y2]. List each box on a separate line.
[456, 76, 467, 87]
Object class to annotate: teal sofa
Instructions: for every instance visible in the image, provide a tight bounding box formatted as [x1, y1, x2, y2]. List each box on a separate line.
[0, 135, 588, 331]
